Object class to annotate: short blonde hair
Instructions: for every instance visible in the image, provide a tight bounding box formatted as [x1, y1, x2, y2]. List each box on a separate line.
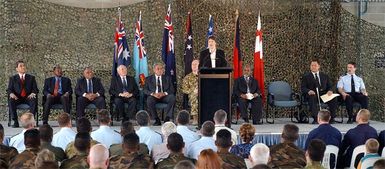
[365, 138, 379, 153]
[358, 109, 371, 122]
[161, 122, 177, 138]
[35, 149, 56, 168]
[20, 112, 35, 128]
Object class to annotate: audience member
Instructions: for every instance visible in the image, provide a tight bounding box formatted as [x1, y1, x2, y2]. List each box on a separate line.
[91, 109, 122, 148]
[213, 109, 237, 145]
[152, 121, 177, 164]
[357, 139, 381, 169]
[304, 139, 326, 169]
[60, 132, 91, 169]
[9, 129, 41, 169]
[215, 129, 246, 168]
[136, 110, 163, 151]
[34, 149, 57, 169]
[9, 112, 36, 153]
[52, 112, 76, 150]
[65, 117, 98, 158]
[249, 143, 270, 166]
[39, 124, 66, 162]
[187, 121, 217, 160]
[0, 123, 18, 168]
[196, 149, 221, 169]
[88, 144, 109, 169]
[230, 123, 255, 158]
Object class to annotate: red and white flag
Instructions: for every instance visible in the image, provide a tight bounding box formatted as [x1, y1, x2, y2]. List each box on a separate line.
[254, 12, 265, 103]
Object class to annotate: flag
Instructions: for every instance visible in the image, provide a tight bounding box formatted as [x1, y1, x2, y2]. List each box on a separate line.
[205, 14, 214, 48]
[184, 12, 193, 75]
[133, 11, 149, 88]
[162, 4, 176, 88]
[233, 11, 242, 79]
[112, 9, 130, 76]
[254, 12, 265, 103]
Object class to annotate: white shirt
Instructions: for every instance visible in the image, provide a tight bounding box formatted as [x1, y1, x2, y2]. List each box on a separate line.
[91, 125, 122, 148]
[9, 129, 27, 153]
[337, 73, 366, 93]
[176, 125, 200, 145]
[312, 72, 321, 85]
[52, 127, 76, 150]
[136, 127, 163, 151]
[214, 124, 238, 145]
[210, 50, 216, 68]
[187, 136, 217, 160]
[155, 75, 163, 93]
[151, 143, 170, 164]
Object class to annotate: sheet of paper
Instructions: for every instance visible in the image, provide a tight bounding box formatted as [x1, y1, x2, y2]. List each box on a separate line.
[320, 93, 340, 103]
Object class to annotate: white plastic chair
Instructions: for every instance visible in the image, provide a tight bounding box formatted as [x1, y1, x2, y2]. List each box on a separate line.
[382, 147, 385, 157]
[350, 145, 366, 169]
[360, 156, 382, 169]
[322, 145, 339, 169]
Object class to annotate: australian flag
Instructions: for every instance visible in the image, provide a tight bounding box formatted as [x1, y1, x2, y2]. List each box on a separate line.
[184, 12, 193, 75]
[205, 14, 214, 48]
[162, 4, 176, 88]
[112, 11, 130, 76]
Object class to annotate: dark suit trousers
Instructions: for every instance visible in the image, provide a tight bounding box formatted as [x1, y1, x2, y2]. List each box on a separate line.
[147, 95, 176, 120]
[76, 96, 106, 117]
[345, 93, 368, 118]
[9, 97, 37, 120]
[43, 95, 71, 122]
[238, 97, 263, 122]
[114, 97, 136, 121]
[306, 94, 338, 119]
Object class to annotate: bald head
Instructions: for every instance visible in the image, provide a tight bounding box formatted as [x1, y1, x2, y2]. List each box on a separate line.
[357, 109, 370, 123]
[88, 144, 109, 169]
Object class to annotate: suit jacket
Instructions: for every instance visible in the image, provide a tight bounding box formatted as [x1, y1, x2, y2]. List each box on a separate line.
[233, 76, 261, 97]
[7, 74, 39, 98]
[43, 76, 72, 96]
[301, 72, 334, 95]
[199, 49, 227, 68]
[75, 77, 105, 97]
[305, 124, 342, 149]
[143, 75, 175, 96]
[379, 130, 385, 155]
[109, 75, 139, 97]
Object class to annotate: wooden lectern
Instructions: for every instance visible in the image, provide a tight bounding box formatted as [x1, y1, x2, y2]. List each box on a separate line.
[199, 67, 233, 127]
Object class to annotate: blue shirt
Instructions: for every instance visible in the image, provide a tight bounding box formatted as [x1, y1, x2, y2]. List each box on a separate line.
[305, 123, 342, 149]
[337, 74, 365, 93]
[230, 143, 253, 158]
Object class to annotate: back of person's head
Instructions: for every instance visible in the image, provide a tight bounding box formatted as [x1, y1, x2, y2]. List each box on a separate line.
[215, 129, 232, 149]
[75, 132, 91, 153]
[239, 123, 256, 143]
[76, 117, 92, 133]
[96, 109, 111, 125]
[167, 133, 185, 153]
[20, 112, 35, 129]
[196, 149, 221, 169]
[250, 143, 270, 165]
[0, 123, 4, 141]
[36, 161, 59, 169]
[136, 110, 150, 126]
[357, 109, 371, 123]
[201, 121, 215, 137]
[39, 124, 53, 143]
[176, 110, 190, 125]
[35, 149, 56, 169]
[24, 129, 40, 148]
[88, 144, 109, 169]
[373, 159, 385, 169]
[120, 121, 135, 136]
[306, 139, 326, 162]
[213, 109, 227, 124]
[161, 122, 177, 139]
[123, 133, 140, 152]
[57, 112, 71, 127]
[251, 164, 271, 169]
[365, 138, 379, 154]
[317, 109, 331, 123]
[281, 124, 299, 142]
[174, 160, 196, 169]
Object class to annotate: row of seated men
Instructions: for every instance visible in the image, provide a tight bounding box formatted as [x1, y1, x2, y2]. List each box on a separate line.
[2, 108, 385, 168]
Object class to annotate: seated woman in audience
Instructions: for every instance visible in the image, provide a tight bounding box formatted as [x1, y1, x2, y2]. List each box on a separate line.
[230, 123, 256, 158]
[151, 121, 177, 164]
[196, 149, 222, 169]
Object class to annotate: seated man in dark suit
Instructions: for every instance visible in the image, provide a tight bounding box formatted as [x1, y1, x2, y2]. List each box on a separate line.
[199, 36, 227, 68]
[233, 65, 263, 124]
[301, 59, 338, 124]
[378, 130, 385, 156]
[109, 65, 138, 123]
[75, 67, 106, 118]
[143, 63, 176, 125]
[42, 65, 72, 125]
[337, 109, 378, 168]
[7, 60, 39, 127]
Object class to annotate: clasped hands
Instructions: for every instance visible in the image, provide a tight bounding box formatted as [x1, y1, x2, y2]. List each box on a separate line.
[119, 92, 133, 98]
[10, 93, 37, 100]
[151, 92, 167, 99]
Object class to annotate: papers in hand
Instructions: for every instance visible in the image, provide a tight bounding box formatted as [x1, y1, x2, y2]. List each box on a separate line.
[246, 93, 254, 100]
[320, 93, 340, 103]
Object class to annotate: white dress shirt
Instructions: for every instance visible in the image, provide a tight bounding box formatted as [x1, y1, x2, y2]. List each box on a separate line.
[176, 125, 200, 145]
[52, 127, 76, 150]
[151, 143, 170, 164]
[337, 73, 366, 93]
[91, 125, 122, 148]
[9, 129, 27, 153]
[214, 124, 238, 145]
[187, 136, 217, 160]
[136, 127, 163, 151]
[210, 50, 216, 68]
[155, 75, 163, 93]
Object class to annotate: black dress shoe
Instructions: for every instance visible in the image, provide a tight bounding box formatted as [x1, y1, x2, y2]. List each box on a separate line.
[253, 121, 263, 125]
[329, 119, 335, 124]
[243, 118, 249, 123]
[312, 120, 318, 124]
[164, 116, 170, 122]
[346, 119, 353, 124]
[12, 121, 19, 128]
[153, 119, 161, 126]
[43, 121, 48, 125]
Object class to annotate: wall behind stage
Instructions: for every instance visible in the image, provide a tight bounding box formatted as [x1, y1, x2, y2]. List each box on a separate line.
[0, 0, 384, 121]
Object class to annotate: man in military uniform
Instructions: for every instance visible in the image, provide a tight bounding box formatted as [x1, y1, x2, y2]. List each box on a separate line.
[268, 124, 306, 168]
[109, 133, 154, 169]
[0, 123, 18, 168]
[181, 59, 199, 125]
[39, 124, 66, 162]
[156, 133, 195, 169]
[60, 132, 91, 169]
[215, 129, 246, 169]
[9, 129, 40, 169]
[65, 117, 98, 158]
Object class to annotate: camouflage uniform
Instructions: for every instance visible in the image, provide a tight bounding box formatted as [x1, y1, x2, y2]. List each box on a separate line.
[109, 152, 154, 169]
[0, 144, 18, 168]
[305, 161, 325, 169]
[181, 72, 199, 116]
[268, 142, 306, 168]
[65, 139, 98, 158]
[218, 152, 247, 169]
[109, 143, 149, 156]
[8, 147, 40, 169]
[41, 141, 67, 162]
[60, 152, 89, 169]
[155, 152, 195, 169]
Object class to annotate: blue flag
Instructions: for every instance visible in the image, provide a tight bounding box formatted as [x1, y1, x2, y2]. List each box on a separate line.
[206, 14, 214, 48]
[133, 11, 148, 89]
[112, 11, 130, 76]
[162, 4, 176, 88]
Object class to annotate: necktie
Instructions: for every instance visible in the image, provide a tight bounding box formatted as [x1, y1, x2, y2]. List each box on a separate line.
[157, 76, 163, 93]
[53, 77, 59, 96]
[87, 79, 93, 93]
[123, 77, 128, 91]
[351, 75, 355, 94]
[20, 75, 26, 97]
[245, 76, 250, 93]
[314, 73, 321, 88]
